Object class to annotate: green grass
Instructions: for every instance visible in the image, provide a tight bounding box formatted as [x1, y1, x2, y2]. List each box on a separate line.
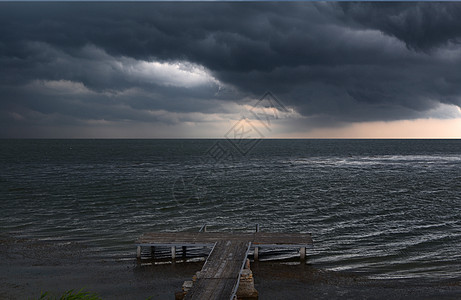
[37, 288, 102, 300]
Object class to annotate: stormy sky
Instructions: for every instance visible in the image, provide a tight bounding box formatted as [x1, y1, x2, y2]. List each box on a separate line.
[1, 2, 461, 138]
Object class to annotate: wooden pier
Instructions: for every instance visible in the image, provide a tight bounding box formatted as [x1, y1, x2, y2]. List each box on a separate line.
[136, 228, 313, 300]
[185, 240, 251, 299]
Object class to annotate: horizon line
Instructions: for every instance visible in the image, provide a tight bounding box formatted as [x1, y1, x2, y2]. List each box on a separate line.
[1, 137, 461, 140]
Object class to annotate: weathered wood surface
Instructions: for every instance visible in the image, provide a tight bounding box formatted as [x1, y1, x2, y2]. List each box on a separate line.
[185, 240, 251, 300]
[138, 231, 312, 299]
[137, 232, 313, 247]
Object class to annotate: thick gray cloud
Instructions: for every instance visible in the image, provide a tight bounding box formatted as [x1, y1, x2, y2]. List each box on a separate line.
[340, 3, 461, 51]
[1, 2, 461, 137]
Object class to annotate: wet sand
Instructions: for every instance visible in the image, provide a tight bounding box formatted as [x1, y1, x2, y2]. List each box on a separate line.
[1, 235, 460, 299]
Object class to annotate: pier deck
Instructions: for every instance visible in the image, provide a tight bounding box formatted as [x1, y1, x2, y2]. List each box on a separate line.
[136, 231, 313, 300]
[137, 232, 313, 248]
[184, 240, 251, 300]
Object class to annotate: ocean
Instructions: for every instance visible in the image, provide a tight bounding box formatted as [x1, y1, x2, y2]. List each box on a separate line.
[1, 139, 461, 297]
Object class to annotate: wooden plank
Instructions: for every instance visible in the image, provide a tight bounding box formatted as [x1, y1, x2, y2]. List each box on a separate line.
[199, 240, 249, 279]
[185, 240, 250, 300]
[186, 278, 236, 300]
[137, 232, 313, 247]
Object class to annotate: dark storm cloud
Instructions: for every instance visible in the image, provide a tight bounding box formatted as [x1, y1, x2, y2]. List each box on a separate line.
[1, 2, 461, 137]
[339, 2, 461, 51]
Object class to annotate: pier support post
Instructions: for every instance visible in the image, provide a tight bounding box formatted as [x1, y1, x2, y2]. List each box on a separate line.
[254, 224, 260, 261]
[150, 246, 155, 259]
[237, 268, 259, 300]
[136, 246, 141, 259]
[300, 247, 306, 261]
[171, 246, 176, 260]
[182, 246, 187, 261]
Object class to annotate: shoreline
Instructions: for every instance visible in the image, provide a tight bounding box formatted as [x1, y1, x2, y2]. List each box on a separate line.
[1, 235, 460, 299]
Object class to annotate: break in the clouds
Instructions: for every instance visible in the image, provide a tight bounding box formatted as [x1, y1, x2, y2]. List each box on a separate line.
[1, 2, 461, 137]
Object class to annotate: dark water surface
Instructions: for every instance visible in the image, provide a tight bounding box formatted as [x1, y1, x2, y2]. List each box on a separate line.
[1, 139, 461, 297]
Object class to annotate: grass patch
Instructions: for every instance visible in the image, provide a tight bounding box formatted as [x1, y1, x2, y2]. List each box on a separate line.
[37, 288, 102, 300]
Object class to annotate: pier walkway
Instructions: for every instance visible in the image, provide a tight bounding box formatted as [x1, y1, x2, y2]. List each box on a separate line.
[136, 229, 313, 300]
[185, 240, 251, 299]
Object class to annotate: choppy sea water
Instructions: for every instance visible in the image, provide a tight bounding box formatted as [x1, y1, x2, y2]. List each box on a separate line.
[0, 139, 460, 281]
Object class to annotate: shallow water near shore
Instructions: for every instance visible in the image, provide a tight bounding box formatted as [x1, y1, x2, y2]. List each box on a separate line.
[1, 139, 461, 298]
[1, 234, 461, 299]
